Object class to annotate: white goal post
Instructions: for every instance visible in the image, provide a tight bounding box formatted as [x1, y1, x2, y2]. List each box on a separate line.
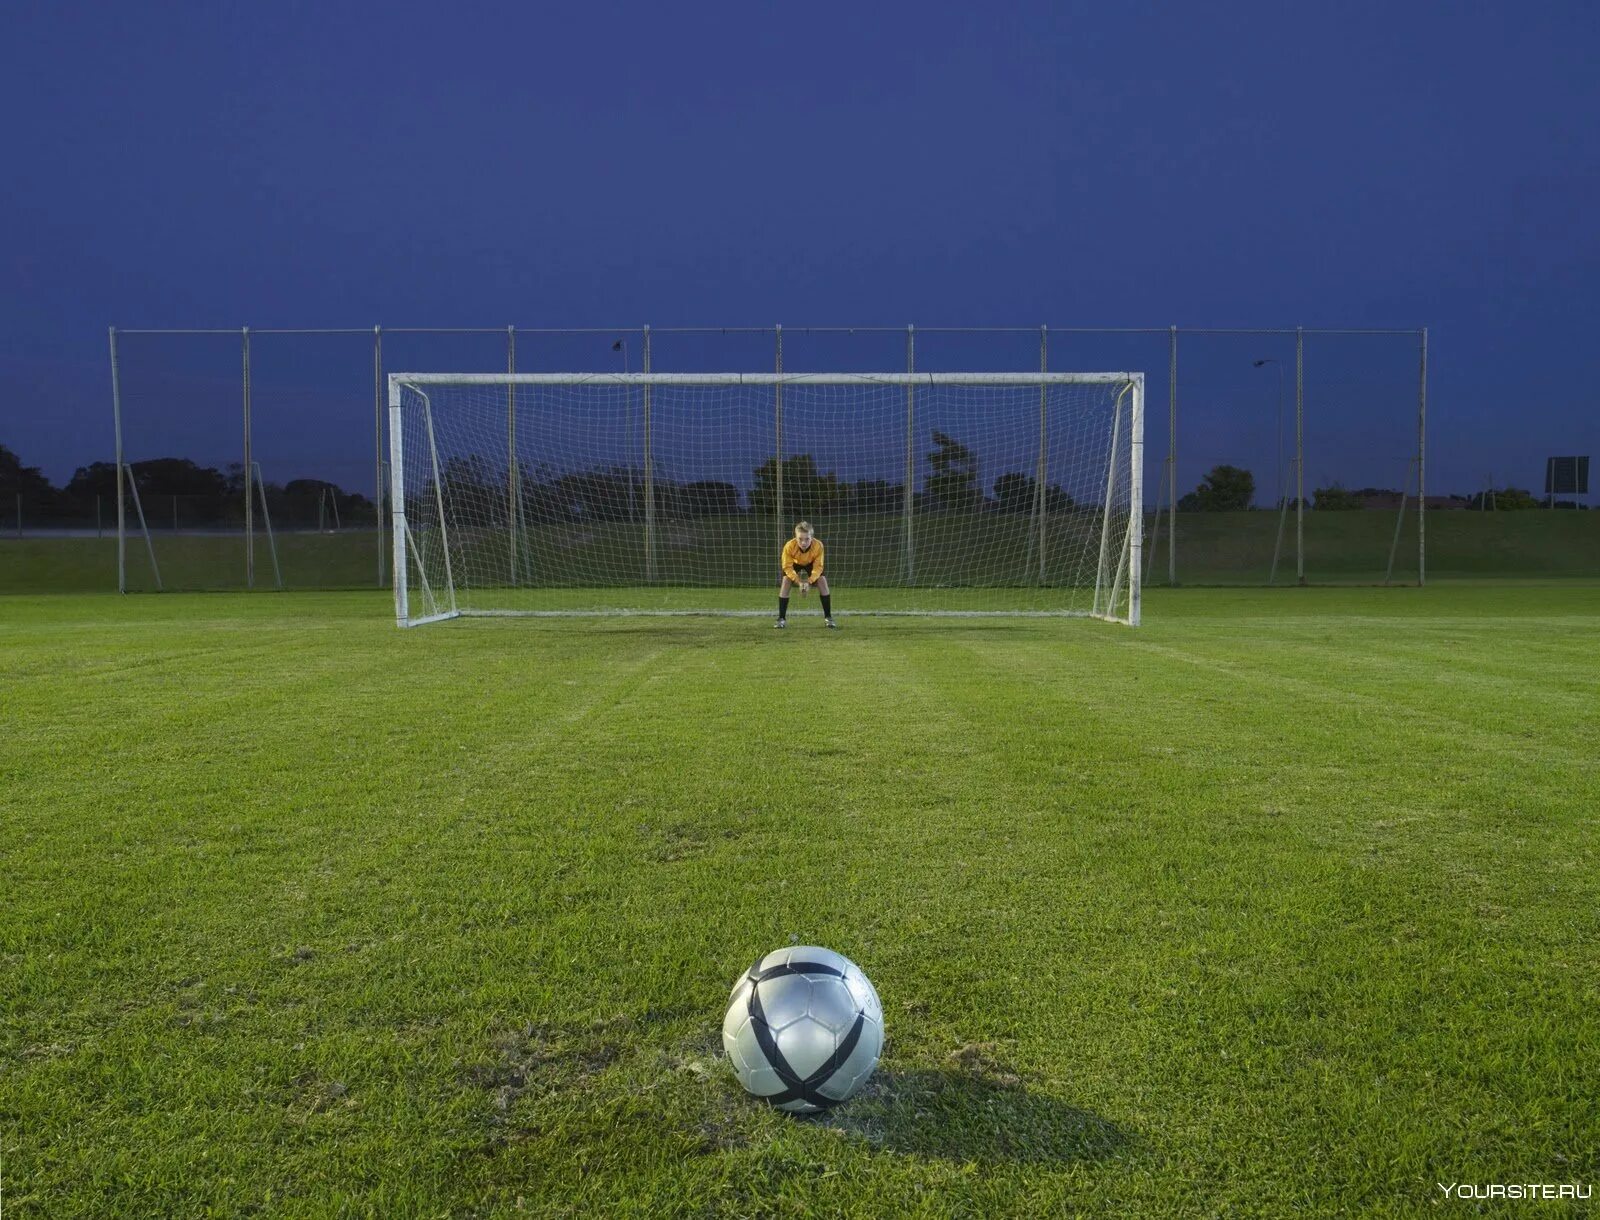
[388, 371, 1143, 626]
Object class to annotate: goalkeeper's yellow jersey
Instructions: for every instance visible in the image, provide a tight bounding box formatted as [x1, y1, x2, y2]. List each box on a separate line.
[781, 537, 825, 581]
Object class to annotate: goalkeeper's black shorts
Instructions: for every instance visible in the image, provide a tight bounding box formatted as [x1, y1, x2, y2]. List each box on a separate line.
[791, 565, 813, 582]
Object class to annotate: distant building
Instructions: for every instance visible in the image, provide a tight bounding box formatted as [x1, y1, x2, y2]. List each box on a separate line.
[1352, 491, 1469, 511]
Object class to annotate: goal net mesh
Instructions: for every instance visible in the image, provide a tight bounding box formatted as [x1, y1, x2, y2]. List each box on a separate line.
[390, 373, 1142, 624]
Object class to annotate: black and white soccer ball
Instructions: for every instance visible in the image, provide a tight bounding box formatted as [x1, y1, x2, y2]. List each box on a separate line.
[722, 946, 884, 1113]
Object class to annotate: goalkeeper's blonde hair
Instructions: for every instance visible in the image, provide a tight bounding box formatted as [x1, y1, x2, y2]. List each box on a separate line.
[794, 521, 813, 538]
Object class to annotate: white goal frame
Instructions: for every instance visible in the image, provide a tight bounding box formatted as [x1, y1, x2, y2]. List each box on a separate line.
[388, 371, 1143, 627]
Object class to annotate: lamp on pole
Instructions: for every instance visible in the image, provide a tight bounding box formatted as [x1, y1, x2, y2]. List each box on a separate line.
[1254, 358, 1289, 585]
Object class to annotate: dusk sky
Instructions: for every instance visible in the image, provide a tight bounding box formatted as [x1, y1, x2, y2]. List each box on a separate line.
[2, 1, 1596, 499]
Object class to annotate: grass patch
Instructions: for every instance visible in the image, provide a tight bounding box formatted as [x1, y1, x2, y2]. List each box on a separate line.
[1, 586, 1597, 1215]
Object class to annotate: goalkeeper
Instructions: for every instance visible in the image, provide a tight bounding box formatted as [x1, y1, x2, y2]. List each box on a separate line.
[776, 521, 836, 629]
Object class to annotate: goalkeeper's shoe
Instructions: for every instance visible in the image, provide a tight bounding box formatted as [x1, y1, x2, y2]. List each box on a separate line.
[774, 619, 787, 629]
[824, 617, 839, 629]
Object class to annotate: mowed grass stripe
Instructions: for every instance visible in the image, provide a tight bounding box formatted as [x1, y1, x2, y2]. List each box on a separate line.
[0, 588, 1595, 1216]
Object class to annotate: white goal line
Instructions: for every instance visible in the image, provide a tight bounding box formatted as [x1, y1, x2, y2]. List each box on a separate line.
[452, 608, 1107, 619]
[390, 371, 1142, 388]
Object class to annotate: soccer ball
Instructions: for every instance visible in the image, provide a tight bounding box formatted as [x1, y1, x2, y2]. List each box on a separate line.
[721, 945, 884, 1113]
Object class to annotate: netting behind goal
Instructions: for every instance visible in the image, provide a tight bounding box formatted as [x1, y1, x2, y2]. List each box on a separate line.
[388, 373, 1142, 625]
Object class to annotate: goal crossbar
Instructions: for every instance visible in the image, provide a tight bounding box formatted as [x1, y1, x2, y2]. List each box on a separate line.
[392, 372, 1141, 388]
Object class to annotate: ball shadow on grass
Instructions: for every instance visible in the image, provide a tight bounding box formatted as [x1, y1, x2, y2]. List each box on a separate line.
[819, 1063, 1129, 1166]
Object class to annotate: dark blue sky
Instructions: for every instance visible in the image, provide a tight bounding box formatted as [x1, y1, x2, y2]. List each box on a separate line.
[2, 1, 1596, 498]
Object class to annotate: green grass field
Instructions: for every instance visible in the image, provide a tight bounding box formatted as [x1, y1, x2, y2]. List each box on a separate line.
[3, 586, 1597, 1216]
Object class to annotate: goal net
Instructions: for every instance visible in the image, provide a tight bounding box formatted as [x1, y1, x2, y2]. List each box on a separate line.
[388, 372, 1143, 626]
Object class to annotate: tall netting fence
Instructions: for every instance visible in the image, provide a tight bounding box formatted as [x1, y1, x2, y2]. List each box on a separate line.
[12, 323, 1535, 596]
[1165, 329, 1426, 585]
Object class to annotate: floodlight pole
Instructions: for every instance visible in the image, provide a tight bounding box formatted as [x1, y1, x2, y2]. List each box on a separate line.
[774, 325, 784, 539]
[506, 325, 518, 585]
[904, 325, 915, 585]
[1036, 326, 1048, 584]
[1418, 327, 1428, 587]
[1168, 326, 1178, 587]
[374, 326, 385, 588]
[1295, 327, 1305, 585]
[242, 327, 254, 589]
[642, 325, 654, 582]
[110, 326, 126, 593]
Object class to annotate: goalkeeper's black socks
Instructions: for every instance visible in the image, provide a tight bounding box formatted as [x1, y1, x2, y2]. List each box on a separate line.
[778, 596, 789, 621]
[820, 594, 832, 618]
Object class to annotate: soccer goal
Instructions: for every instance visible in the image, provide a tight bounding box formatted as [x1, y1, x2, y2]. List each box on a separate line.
[388, 372, 1143, 626]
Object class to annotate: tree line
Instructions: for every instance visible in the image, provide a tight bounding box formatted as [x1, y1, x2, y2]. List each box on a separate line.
[6, 441, 1581, 527]
[1177, 464, 1582, 511]
[429, 432, 1082, 523]
[0, 445, 372, 523]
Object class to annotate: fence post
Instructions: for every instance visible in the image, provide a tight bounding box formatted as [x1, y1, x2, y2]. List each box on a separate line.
[110, 326, 126, 592]
[1418, 327, 1428, 587]
[904, 324, 915, 585]
[1295, 326, 1305, 585]
[507, 325, 518, 585]
[374, 326, 385, 588]
[1168, 325, 1178, 586]
[1036, 325, 1048, 583]
[774, 324, 783, 540]
[642, 324, 654, 582]
[243, 327, 254, 589]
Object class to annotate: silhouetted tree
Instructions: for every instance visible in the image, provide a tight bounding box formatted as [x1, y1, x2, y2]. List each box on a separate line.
[553, 468, 642, 522]
[750, 455, 847, 518]
[1180, 464, 1254, 511]
[1486, 486, 1540, 511]
[926, 431, 980, 511]
[676, 481, 740, 516]
[65, 461, 120, 500]
[850, 479, 903, 513]
[0, 445, 55, 499]
[993, 472, 1076, 515]
[119, 457, 230, 498]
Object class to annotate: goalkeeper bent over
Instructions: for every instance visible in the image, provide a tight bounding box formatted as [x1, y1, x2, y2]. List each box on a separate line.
[776, 521, 836, 629]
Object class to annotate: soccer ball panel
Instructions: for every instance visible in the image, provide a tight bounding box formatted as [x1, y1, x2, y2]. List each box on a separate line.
[807, 977, 860, 1034]
[773, 1013, 838, 1080]
[753, 974, 811, 1031]
[843, 971, 883, 1022]
[725, 1014, 765, 1079]
[752, 947, 794, 973]
[741, 1064, 784, 1098]
[722, 993, 750, 1045]
[824, 1014, 883, 1100]
[786, 946, 851, 976]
